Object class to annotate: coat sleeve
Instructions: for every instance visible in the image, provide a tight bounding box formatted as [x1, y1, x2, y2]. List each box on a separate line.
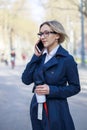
[21, 54, 40, 85]
[47, 56, 81, 99]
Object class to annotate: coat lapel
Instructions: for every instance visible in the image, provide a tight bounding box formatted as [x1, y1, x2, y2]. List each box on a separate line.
[43, 56, 59, 71]
[43, 45, 68, 71]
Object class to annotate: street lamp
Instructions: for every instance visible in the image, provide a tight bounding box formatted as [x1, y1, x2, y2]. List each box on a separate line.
[80, 0, 85, 66]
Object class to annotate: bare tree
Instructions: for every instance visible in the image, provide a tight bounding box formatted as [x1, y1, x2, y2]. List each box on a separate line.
[68, 0, 87, 17]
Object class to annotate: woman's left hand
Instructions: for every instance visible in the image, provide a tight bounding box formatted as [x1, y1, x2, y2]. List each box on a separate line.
[35, 84, 50, 95]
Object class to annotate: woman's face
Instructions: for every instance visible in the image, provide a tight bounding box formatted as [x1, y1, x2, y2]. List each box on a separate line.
[39, 24, 60, 52]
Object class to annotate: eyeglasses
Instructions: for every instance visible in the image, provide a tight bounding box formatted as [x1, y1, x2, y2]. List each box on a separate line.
[37, 31, 57, 38]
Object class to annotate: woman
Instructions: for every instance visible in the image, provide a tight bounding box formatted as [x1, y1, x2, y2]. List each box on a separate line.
[22, 20, 80, 130]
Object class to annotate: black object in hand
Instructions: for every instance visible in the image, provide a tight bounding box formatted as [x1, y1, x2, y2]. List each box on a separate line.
[32, 81, 44, 93]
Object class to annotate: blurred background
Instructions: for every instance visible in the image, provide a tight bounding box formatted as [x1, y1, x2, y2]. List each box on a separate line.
[0, 0, 87, 66]
[0, 1, 87, 130]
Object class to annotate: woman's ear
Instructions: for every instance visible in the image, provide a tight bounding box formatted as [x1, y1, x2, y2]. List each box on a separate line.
[56, 34, 60, 40]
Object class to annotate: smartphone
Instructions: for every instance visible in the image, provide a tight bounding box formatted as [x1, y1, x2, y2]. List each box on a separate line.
[35, 40, 44, 53]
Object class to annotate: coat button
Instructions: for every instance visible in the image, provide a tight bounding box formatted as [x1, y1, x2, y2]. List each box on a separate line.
[51, 71, 54, 74]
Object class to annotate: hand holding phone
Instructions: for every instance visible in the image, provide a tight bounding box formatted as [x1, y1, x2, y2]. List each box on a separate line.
[35, 40, 44, 53]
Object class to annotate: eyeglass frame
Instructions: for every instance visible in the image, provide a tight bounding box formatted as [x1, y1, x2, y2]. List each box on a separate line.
[37, 31, 57, 38]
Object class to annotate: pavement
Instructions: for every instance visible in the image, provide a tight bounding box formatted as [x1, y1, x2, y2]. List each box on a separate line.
[78, 65, 87, 90]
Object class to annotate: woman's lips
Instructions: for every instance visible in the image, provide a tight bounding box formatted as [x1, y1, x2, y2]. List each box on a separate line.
[42, 41, 47, 44]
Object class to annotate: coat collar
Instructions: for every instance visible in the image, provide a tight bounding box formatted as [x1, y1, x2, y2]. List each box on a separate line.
[43, 45, 69, 71]
[55, 45, 69, 57]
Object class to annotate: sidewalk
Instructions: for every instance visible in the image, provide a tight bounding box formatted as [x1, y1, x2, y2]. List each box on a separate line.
[78, 65, 87, 90]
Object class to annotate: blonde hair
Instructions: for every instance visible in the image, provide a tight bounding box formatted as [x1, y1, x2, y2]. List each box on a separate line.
[39, 20, 69, 44]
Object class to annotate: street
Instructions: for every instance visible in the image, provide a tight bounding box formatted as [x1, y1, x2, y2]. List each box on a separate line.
[0, 64, 87, 130]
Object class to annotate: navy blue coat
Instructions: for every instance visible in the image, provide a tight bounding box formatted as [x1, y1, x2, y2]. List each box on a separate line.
[22, 45, 80, 130]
